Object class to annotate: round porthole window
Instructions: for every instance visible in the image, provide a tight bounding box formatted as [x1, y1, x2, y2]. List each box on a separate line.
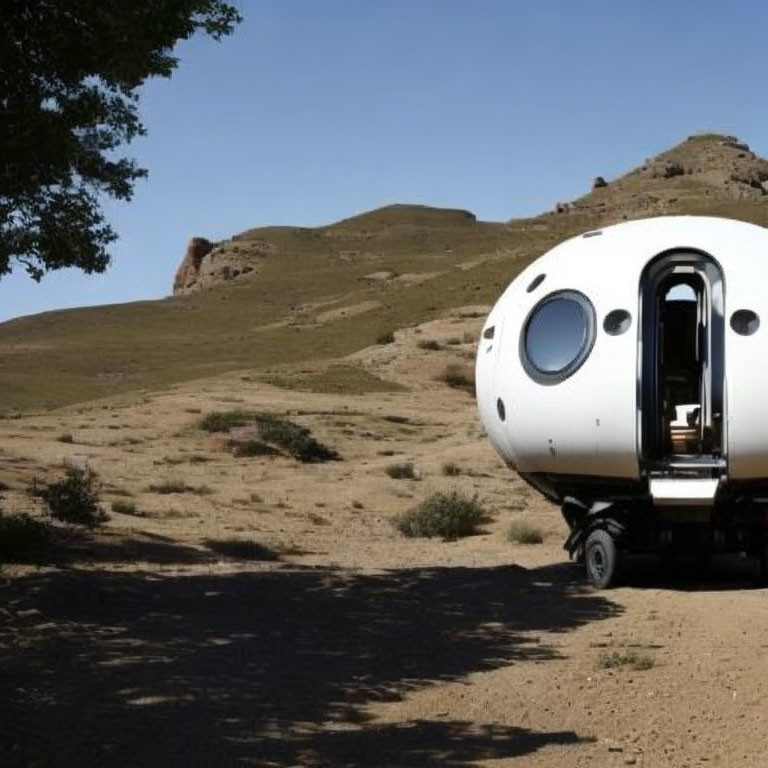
[603, 309, 632, 336]
[521, 290, 596, 384]
[731, 309, 760, 336]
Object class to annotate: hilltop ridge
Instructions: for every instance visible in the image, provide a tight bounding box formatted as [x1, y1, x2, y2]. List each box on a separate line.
[173, 134, 768, 296]
[1, 133, 767, 411]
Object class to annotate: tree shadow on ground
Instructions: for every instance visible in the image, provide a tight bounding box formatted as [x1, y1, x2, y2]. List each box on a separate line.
[0, 560, 619, 767]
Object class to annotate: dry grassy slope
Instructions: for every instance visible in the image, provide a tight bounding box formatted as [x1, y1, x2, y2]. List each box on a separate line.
[1, 134, 767, 412]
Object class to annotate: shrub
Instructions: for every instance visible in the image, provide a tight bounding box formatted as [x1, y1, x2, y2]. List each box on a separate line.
[395, 491, 486, 540]
[441, 461, 462, 476]
[38, 467, 107, 527]
[199, 410, 254, 433]
[507, 520, 544, 544]
[376, 330, 395, 345]
[385, 462, 416, 479]
[437, 364, 475, 394]
[147, 481, 212, 495]
[204, 538, 278, 561]
[57, 433, 74, 444]
[0, 512, 51, 562]
[597, 651, 655, 670]
[111, 499, 141, 516]
[417, 339, 441, 351]
[662, 162, 685, 178]
[255, 415, 339, 463]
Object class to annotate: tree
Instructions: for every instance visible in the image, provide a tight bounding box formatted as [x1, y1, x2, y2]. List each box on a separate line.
[0, 1, 241, 280]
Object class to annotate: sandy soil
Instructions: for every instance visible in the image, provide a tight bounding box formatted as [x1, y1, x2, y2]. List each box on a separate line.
[2, 310, 768, 767]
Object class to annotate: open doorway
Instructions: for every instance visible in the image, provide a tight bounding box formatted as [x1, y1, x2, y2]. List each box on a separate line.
[639, 251, 725, 473]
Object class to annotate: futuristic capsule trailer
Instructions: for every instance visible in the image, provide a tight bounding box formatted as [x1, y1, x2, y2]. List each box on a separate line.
[476, 216, 768, 587]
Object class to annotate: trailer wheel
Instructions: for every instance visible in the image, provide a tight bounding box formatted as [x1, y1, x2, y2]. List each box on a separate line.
[585, 529, 619, 588]
[758, 545, 768, 587]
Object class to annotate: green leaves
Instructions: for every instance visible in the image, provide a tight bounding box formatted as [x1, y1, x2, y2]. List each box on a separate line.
[0, 1, 241, 280]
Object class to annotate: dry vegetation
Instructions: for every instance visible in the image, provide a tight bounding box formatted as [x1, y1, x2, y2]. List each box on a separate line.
[2, 135, 768, 767]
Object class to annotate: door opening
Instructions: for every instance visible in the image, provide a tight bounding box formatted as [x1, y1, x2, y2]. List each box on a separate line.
[639, 251, 725, 474]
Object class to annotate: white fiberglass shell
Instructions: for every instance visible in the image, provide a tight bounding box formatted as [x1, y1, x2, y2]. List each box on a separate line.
[476, 216, 768, 481]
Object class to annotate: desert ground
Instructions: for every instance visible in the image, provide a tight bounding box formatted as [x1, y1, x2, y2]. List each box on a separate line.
[1, 307, 768, 768]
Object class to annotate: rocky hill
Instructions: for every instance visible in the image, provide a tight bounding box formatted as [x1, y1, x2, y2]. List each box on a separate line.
[172, 134, 768, 296]
[0, 133, 766, 412]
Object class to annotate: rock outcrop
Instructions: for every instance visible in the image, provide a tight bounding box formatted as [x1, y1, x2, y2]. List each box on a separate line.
[173, 238, 215, 294]
[172, 237, 259, 295]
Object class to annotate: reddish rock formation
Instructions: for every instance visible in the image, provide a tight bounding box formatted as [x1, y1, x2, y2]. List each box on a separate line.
[173, 238, 214, 294]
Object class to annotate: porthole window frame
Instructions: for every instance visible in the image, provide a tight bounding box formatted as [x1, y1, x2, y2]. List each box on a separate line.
[519, 289, 597, 385]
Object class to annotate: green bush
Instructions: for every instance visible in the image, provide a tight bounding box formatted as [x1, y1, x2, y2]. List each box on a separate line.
[57, 432, 74, 444]
[437, 364, 475, 394]
[38, 467, 107, 527]
[198, 410, 254, 433]
[147, 481, 212, 495]
[385, 462, 416, 479]
[507, 520, 544, 544]
[111, 499, 141, 516]
[256, 415, 339, 463]
[417, 339, 441, 351]
[441, 461, 462, 476]
[0, 512, 51, 562]
[376, 330, 395, 345]
[395, 491, 486, 540]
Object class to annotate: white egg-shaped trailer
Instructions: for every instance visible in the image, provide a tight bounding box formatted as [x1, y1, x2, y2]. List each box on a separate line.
[476, 216, 768, 586]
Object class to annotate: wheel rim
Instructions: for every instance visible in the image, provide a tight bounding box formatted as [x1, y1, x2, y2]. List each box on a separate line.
[589, 545, 605, 578]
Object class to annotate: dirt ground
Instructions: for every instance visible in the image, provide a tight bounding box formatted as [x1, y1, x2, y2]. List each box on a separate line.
[2, 310, 768, 767]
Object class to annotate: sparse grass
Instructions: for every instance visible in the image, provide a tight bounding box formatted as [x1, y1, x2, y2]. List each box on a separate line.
[395, 491, 486, 540]
[57, 433, 74, 444]
[442, 461, 462, 476]
[110, 499, 141, 516]
[147, 481, 212, 495]
[507, 520, 544, 544]
[417, 339, 441, 351]
[227, 439, 280, 458]
[262, 364, 405, 395]
[376, 330, 395, 345]
[0, 512, 51, 562]
[385, 462, 417, 480]
[36, 467, 107, 527]
[204, 538, 279, 561]
[437, 364, 475, 394]
[382, 415, 410, 424]
[597, 651, 655, 671]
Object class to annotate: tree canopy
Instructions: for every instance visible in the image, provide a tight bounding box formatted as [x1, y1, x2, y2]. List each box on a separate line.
[0, 1, 241, 281]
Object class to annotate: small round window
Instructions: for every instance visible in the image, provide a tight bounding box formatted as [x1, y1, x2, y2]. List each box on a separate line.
[603, 309, 632, 336]
[731, 309, 760, 336]
[521, 290, 596, 384]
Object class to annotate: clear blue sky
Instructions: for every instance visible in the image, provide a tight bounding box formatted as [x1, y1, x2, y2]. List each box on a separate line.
[3, 0, 768, 322]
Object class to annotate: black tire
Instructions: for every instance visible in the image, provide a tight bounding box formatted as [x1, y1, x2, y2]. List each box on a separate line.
[757, 545, 768, 587]
[585, 528, 619, 588]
